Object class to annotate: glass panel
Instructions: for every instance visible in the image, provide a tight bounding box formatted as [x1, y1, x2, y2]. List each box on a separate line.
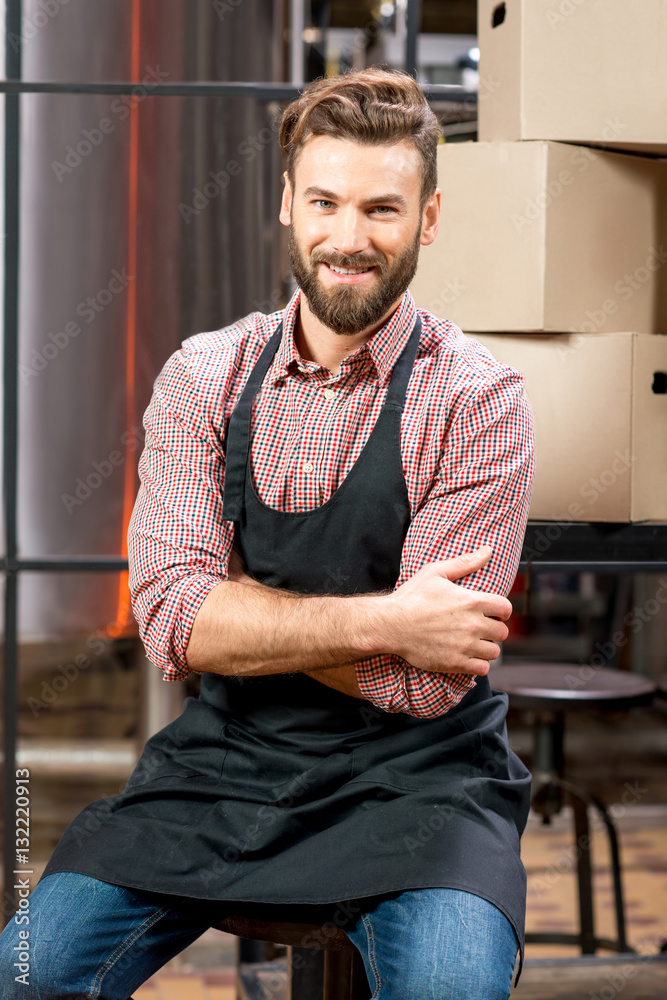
[18, 569, 138, 643]
[11, 0, 283, 85]
[17, 93, 285, 603]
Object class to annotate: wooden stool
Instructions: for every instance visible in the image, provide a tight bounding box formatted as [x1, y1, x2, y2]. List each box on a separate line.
[215, 914, 370, 1000]
[492, 663, 656, 955]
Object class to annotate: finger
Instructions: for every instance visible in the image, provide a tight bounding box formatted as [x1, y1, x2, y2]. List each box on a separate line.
[481, 618, 510, 643]
[469, 640, 502, 663]
[479, 595, 513, 621]
[436, 546, 493, 582]
[454, 657, 492, 677]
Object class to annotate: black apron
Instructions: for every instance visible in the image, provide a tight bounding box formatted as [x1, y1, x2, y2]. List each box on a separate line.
[42, 313, 531, 983]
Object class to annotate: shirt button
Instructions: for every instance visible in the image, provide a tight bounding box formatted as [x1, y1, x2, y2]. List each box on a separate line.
[303, 461, 314, 474]
[323, 388, 335, 400]
[297, 365, 308, 374]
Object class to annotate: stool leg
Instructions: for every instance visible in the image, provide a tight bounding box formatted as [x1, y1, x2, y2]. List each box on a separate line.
[239, 937, 270, 963]
[585, 790, 631, 952]
[323, 948, 371, 1000]
[555, 776, 634, 955]
[350, 946, 371, 1000]
[532, 712, 565, 823]
[571, 793, 596, 953]
[323, 950, 352, 1000]
[289, 946, 324, 1000]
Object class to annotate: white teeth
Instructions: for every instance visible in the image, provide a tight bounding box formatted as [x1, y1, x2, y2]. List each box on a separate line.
[328, 264, 372, 275]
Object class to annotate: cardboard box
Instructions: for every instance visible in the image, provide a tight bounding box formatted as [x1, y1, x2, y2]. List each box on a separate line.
[478, 0, 667, 154]
[409, 141, 667, 333]
[469, 332, 667, 522]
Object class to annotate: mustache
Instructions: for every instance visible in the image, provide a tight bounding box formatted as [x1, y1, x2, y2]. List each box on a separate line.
[311, 250, 385, 269]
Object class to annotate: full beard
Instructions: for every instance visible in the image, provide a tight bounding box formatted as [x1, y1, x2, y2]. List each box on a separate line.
[288, 223, 422, 336]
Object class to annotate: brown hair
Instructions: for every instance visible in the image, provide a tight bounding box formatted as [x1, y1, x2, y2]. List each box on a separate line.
[278, 67, 441, 212]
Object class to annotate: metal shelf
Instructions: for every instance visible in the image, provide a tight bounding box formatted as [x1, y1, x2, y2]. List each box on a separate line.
[520, 522, 667, 573]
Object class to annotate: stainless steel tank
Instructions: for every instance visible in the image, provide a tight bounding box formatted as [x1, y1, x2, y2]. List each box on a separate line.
[16, 0, 286, 641]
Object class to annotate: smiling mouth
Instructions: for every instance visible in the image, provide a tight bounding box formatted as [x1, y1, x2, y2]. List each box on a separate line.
[323, 262, 376, 276]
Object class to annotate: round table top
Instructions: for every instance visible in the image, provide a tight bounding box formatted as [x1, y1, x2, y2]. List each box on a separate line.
[489, 663, 657, 712]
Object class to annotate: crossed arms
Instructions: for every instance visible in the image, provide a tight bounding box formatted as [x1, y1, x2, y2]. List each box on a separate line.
[128, 347, 534, 719]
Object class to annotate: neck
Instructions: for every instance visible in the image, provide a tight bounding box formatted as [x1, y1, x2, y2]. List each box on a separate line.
[293, 292, 403, 375]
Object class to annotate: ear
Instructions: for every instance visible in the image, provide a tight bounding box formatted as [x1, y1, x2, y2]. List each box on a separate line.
[420, 188, 441, 246]
[279, 171, 292, 227]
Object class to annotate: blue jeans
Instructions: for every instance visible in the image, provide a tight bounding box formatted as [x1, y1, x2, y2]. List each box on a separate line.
[0, 873, 518, 999]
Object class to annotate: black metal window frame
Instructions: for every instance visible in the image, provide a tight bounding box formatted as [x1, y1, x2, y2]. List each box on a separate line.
[2, 0, 667, 918]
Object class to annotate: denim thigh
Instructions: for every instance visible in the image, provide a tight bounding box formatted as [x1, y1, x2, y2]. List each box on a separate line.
[344, 887, 519, 1000]
[0, 871, 224, 999]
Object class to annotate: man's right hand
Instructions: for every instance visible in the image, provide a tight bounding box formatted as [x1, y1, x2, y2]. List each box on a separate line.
[384, 546, 511, 676]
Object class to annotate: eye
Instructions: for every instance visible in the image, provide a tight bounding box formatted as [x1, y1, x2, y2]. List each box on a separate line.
[314, 199, 334, 209]
[372, 205, 396, 215]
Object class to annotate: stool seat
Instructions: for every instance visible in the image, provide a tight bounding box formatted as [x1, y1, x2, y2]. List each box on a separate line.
[214, 914, 354, 950]
[491, 663, 656, 711]
[215, 914, 370, 999]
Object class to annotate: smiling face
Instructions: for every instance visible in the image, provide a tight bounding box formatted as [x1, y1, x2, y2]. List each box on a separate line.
[279, 135, 440, 336]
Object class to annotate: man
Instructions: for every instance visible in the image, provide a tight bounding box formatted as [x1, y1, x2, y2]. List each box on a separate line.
[0, 68, 534, 998]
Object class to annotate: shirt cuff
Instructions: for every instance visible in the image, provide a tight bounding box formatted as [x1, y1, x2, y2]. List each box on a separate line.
[139, 573, 226, 682]
[355, 655, 477, 719]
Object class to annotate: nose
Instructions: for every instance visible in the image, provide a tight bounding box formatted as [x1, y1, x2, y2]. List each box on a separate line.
[329, 206, 370, 258]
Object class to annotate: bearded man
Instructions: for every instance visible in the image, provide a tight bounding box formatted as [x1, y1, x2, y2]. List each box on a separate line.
[0, 67, 534, 1000]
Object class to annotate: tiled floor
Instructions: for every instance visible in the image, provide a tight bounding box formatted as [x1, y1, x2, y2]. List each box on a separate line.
[134, 976, 235, 999]
[522, 805, 667, 959]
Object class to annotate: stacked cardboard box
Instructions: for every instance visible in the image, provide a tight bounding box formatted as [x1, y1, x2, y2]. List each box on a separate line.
[409, 0, 667, 521]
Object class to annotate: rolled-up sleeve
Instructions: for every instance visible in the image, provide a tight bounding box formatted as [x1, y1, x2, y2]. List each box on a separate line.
[355, 371, 534, 718]
[128, 349, 233, 680]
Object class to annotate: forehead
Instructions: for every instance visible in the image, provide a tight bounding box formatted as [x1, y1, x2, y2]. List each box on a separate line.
[293, 134, 422, 199]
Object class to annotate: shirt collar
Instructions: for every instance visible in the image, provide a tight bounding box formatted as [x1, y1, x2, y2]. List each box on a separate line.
[267, 286, 419, 384]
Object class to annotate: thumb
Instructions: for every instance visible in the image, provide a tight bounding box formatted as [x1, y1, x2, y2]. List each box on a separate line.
[439, 545, 493, 582]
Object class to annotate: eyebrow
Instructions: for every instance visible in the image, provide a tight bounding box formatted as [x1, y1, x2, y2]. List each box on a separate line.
[302, 186, 408, 209]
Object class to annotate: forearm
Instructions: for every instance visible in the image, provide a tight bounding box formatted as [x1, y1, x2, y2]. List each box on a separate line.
[185, 578, 393, 677]
[302, 663, 366, 700]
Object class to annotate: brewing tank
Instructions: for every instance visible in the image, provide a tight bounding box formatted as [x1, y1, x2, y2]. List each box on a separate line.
[15, 0, 285, 641]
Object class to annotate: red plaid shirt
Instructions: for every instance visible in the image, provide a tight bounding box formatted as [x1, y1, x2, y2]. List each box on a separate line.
[128, 286, 534, 718]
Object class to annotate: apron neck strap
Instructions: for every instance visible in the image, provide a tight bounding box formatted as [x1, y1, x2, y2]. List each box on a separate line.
[221, 321, 283, 522]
